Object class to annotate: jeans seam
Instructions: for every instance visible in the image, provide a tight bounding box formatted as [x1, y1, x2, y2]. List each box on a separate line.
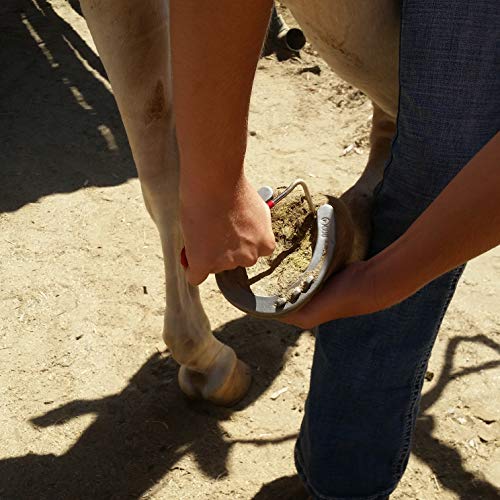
[390, 346, 429, 482]
[371, 0, 405, 208]
[390, 267, 465, 483]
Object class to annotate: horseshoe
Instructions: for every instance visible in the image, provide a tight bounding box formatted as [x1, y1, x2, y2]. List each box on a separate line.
[215, 179, 337, 318]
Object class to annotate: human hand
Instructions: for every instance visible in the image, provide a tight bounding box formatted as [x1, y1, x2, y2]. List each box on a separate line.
[180, 176, 275, 286]
[279, 260, 387, 329]
[282, 128, 500, 330]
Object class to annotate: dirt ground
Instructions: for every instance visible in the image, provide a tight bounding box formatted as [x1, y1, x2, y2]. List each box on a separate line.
[1, 1, 499, 499]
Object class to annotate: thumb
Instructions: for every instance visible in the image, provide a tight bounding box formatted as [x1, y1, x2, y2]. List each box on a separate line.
[180, 247, 209, 286]
[184, 264, 209, 286]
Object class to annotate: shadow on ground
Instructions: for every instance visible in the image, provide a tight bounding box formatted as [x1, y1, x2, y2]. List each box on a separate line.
[254, 334, 500, 500]
[0, 2, 300, 498]
[411, 334, 500, 500]
[0, 0, 135, 213]
[0, 316, 302, 499]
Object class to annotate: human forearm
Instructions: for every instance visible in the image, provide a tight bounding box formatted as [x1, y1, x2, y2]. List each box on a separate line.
[372, 132, 500, 307]
[171, 0, 273, 195]
[282, 132, 500, 328]
[171, 1, 275, 284]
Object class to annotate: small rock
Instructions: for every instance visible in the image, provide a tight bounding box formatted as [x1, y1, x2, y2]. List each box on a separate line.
[249, 130, 257, 137]
[478, 429, 494, 443]
[270, 387, 289, 400]
[478, 421, 499, 443]
[340, 144, 354, 156]
[425, 370, 434, 381]
[298, 65, 321, 76]
[471, 403, 499, 424]
[156, 342, 168, 353]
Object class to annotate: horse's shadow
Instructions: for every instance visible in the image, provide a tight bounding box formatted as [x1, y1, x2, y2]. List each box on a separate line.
[0, 316, 303, 500]
[0, 0, 136, 214]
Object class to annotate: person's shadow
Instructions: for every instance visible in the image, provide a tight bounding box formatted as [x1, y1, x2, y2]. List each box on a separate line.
[0, 0, 136, 213]
[0, 316, 304, 499]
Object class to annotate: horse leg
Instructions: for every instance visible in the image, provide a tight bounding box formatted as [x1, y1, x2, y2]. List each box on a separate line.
[286, 0, 400, 260]
[80, 0, 251, 405]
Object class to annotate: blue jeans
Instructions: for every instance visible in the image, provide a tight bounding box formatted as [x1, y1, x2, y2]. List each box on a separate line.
[295, 1, 500, 499]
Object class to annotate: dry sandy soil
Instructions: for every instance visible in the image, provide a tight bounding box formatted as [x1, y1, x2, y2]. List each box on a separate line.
[1, 1, 499, 499]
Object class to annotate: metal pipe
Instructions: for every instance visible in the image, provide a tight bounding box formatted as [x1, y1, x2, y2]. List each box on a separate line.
[268, 5, 306, 53]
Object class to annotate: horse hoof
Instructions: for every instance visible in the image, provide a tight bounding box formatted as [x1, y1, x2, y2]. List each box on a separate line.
[178, 347, 251, 407]
[207, 358, 252, 406]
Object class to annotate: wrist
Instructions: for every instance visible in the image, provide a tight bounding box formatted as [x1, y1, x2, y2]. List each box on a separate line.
[177, 123, 248, 187]
[180, 168, 247, 207]
[354, 258, 391, 314]
[366, 233, 426, 312]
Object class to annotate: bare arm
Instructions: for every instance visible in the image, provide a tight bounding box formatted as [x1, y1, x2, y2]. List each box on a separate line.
[283, 132, 500, 328]
[171, 1, 275, 285]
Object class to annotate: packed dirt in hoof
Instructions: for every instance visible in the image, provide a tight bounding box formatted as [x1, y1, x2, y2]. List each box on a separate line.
[247, 192, 327, 297]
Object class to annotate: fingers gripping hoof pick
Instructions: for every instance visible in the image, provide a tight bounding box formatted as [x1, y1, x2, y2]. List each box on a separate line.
[214, 179, 339, 319]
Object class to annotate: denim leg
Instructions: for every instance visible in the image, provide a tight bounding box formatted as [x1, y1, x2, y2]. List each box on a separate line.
[295, 1, 500, 499]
